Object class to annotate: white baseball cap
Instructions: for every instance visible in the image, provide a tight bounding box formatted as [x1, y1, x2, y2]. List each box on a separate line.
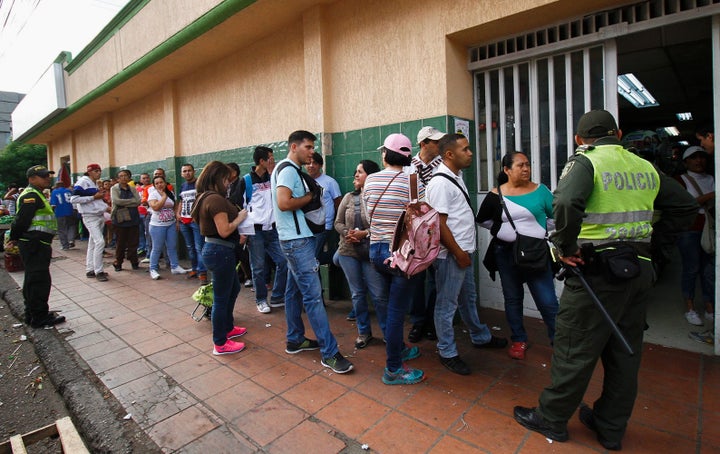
[417, 126, 446, 144]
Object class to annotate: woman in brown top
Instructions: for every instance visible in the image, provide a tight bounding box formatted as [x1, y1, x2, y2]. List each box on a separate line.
[334, 159, 384, 349]
[193, 161, 249, 355]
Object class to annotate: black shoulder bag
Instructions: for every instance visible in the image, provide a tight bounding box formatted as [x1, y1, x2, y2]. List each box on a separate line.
[497, 186, 550, 273]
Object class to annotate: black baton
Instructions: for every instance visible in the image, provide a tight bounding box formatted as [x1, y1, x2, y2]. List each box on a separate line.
[563, 265, 634, 356]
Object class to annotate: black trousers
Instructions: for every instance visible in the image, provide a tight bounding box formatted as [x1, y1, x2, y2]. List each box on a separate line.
[18, 239, 52, 322]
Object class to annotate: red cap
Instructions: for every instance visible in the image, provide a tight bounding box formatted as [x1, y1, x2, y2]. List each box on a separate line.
[87, 163, 101, 172]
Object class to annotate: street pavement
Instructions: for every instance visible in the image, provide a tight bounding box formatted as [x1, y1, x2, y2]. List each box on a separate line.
[3, 241, 720, 453]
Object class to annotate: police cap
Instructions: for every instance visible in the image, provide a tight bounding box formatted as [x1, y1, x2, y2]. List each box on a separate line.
[26, 165, 55, 178]
[576, 109, 619, 139]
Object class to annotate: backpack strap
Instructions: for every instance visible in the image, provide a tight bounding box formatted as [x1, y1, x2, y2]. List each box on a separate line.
[275, 161, 303, 235]
[433, 173, 471, 209]
[409, 173, 419, 202]
[243, 174, 253, 205]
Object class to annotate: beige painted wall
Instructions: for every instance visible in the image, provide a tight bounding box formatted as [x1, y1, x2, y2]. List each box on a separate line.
[55, 0, 631, 162]
[65, 0, 222, 104]
[73, 119, 107, 170]
[175, 23, 306, 153]
[113, 90, 166, 164]
[320, 0, 564, 132]
[47, 135, 73, 174]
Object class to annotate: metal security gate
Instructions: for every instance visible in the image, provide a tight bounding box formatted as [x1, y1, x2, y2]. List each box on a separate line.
[473, 44, 613, 191]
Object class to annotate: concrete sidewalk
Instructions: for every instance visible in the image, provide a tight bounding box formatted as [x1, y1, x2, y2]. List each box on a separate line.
[5, 241, 720, 453]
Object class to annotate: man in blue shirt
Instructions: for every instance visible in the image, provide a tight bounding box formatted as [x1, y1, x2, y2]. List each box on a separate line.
[271, 130, 353, 375]
[50, 181, 76, 250]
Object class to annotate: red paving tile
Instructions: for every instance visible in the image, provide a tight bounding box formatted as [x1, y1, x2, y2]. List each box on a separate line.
[204, 379, 274, 423]
[18, 243, 720, 452]
[182, 366, 245, 400]
[147, 404, 219, 451]
[361, 411, 441, 453]
[280, 374, 348, 414]
[268, 419, 347, 454]
[232, 396, 306, 446]
[176, 426, 257, 453]
[397, 385, 473, 431]
[315, 390, 392, 439]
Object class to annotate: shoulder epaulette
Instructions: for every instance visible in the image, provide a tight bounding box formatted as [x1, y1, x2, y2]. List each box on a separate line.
[575, 145, 595, 155]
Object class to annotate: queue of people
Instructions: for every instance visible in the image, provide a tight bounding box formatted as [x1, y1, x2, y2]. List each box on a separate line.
[9, 111, 707, 451]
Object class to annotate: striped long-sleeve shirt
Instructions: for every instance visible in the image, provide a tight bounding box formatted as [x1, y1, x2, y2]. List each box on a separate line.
[363, 169, 425, 243]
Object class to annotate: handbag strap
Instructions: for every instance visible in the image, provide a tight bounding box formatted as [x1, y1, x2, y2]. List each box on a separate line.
[684, 174, 713, 211]
[368, 171, 403, 220]
[497, 185, 518, 233]
[498, 185, 549, 240]
[352, 193, 364, 229]
[434, 173, 472, 209]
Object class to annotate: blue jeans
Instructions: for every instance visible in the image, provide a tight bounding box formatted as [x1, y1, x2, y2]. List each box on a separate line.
[280, 236, 338, 358]
[138, 213, 147, 250]
[494, 242, 558, 342]
[677, 231, 715, 305]
[248, 229, 287, 304]
[148, 224, 180, 271]
[370, 242, 412, 371]
[202, 242, 241, 346]
[337, 254, 387, 336]
[179, 221, 206, 273]
[434, 254, 492, 358]
[409, 267, 436, 327]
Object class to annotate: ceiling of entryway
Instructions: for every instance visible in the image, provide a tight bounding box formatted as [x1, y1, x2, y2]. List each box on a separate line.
[616, 16, 713, 142]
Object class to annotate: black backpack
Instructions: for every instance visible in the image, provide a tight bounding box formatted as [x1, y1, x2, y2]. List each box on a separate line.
[275, 161, 325, 234]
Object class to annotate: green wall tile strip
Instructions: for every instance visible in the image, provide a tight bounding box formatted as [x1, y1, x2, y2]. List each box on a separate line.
[69, 119, 477, 201]
[327, 116, 476, 197]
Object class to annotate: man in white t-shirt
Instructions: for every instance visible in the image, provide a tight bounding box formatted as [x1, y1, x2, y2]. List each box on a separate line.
[305, 152, 342, 263]
[426, 133, 507, 375]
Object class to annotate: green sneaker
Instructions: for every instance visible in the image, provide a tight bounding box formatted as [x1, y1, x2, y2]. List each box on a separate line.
[285, 338, 320, 354]
[382, 366, 424, 385]
[321, 352, 354, 374]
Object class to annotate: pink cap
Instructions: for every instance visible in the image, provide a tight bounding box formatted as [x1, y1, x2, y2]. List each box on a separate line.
[378, 133, 412, 157]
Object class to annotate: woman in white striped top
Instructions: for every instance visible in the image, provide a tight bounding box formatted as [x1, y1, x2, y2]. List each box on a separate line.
[363, 133, 425, 386]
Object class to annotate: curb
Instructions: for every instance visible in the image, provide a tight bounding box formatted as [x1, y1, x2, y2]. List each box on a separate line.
[0, 268, 160, 453]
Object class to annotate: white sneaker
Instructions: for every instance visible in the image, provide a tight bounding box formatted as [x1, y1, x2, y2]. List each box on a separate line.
[256, 301, 271, 314]
[685, 310, 703, 326]
[706, 311, 715, 322]
[171, 266, 188, 275]
[140, 258, 150, 264]
[150, 269, 161, 280]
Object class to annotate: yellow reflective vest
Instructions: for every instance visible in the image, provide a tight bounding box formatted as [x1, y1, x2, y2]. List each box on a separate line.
[20, 186, 57, 236]
[577, 144, 659, 243]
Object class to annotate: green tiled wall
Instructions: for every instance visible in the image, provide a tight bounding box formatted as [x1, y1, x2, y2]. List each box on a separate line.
[327, 116, 477, 206]
[73, 118, 476, 198]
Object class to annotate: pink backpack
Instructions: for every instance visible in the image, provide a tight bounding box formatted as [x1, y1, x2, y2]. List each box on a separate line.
[389, 174, 440, 277]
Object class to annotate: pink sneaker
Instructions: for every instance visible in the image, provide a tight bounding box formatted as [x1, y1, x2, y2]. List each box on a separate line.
[213, 339, 245, 355]
[227, 326, 247, 339]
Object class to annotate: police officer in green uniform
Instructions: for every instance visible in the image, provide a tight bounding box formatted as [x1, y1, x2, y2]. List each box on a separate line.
[9, 165, 66, 328]
[514, 110, 698, 450]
